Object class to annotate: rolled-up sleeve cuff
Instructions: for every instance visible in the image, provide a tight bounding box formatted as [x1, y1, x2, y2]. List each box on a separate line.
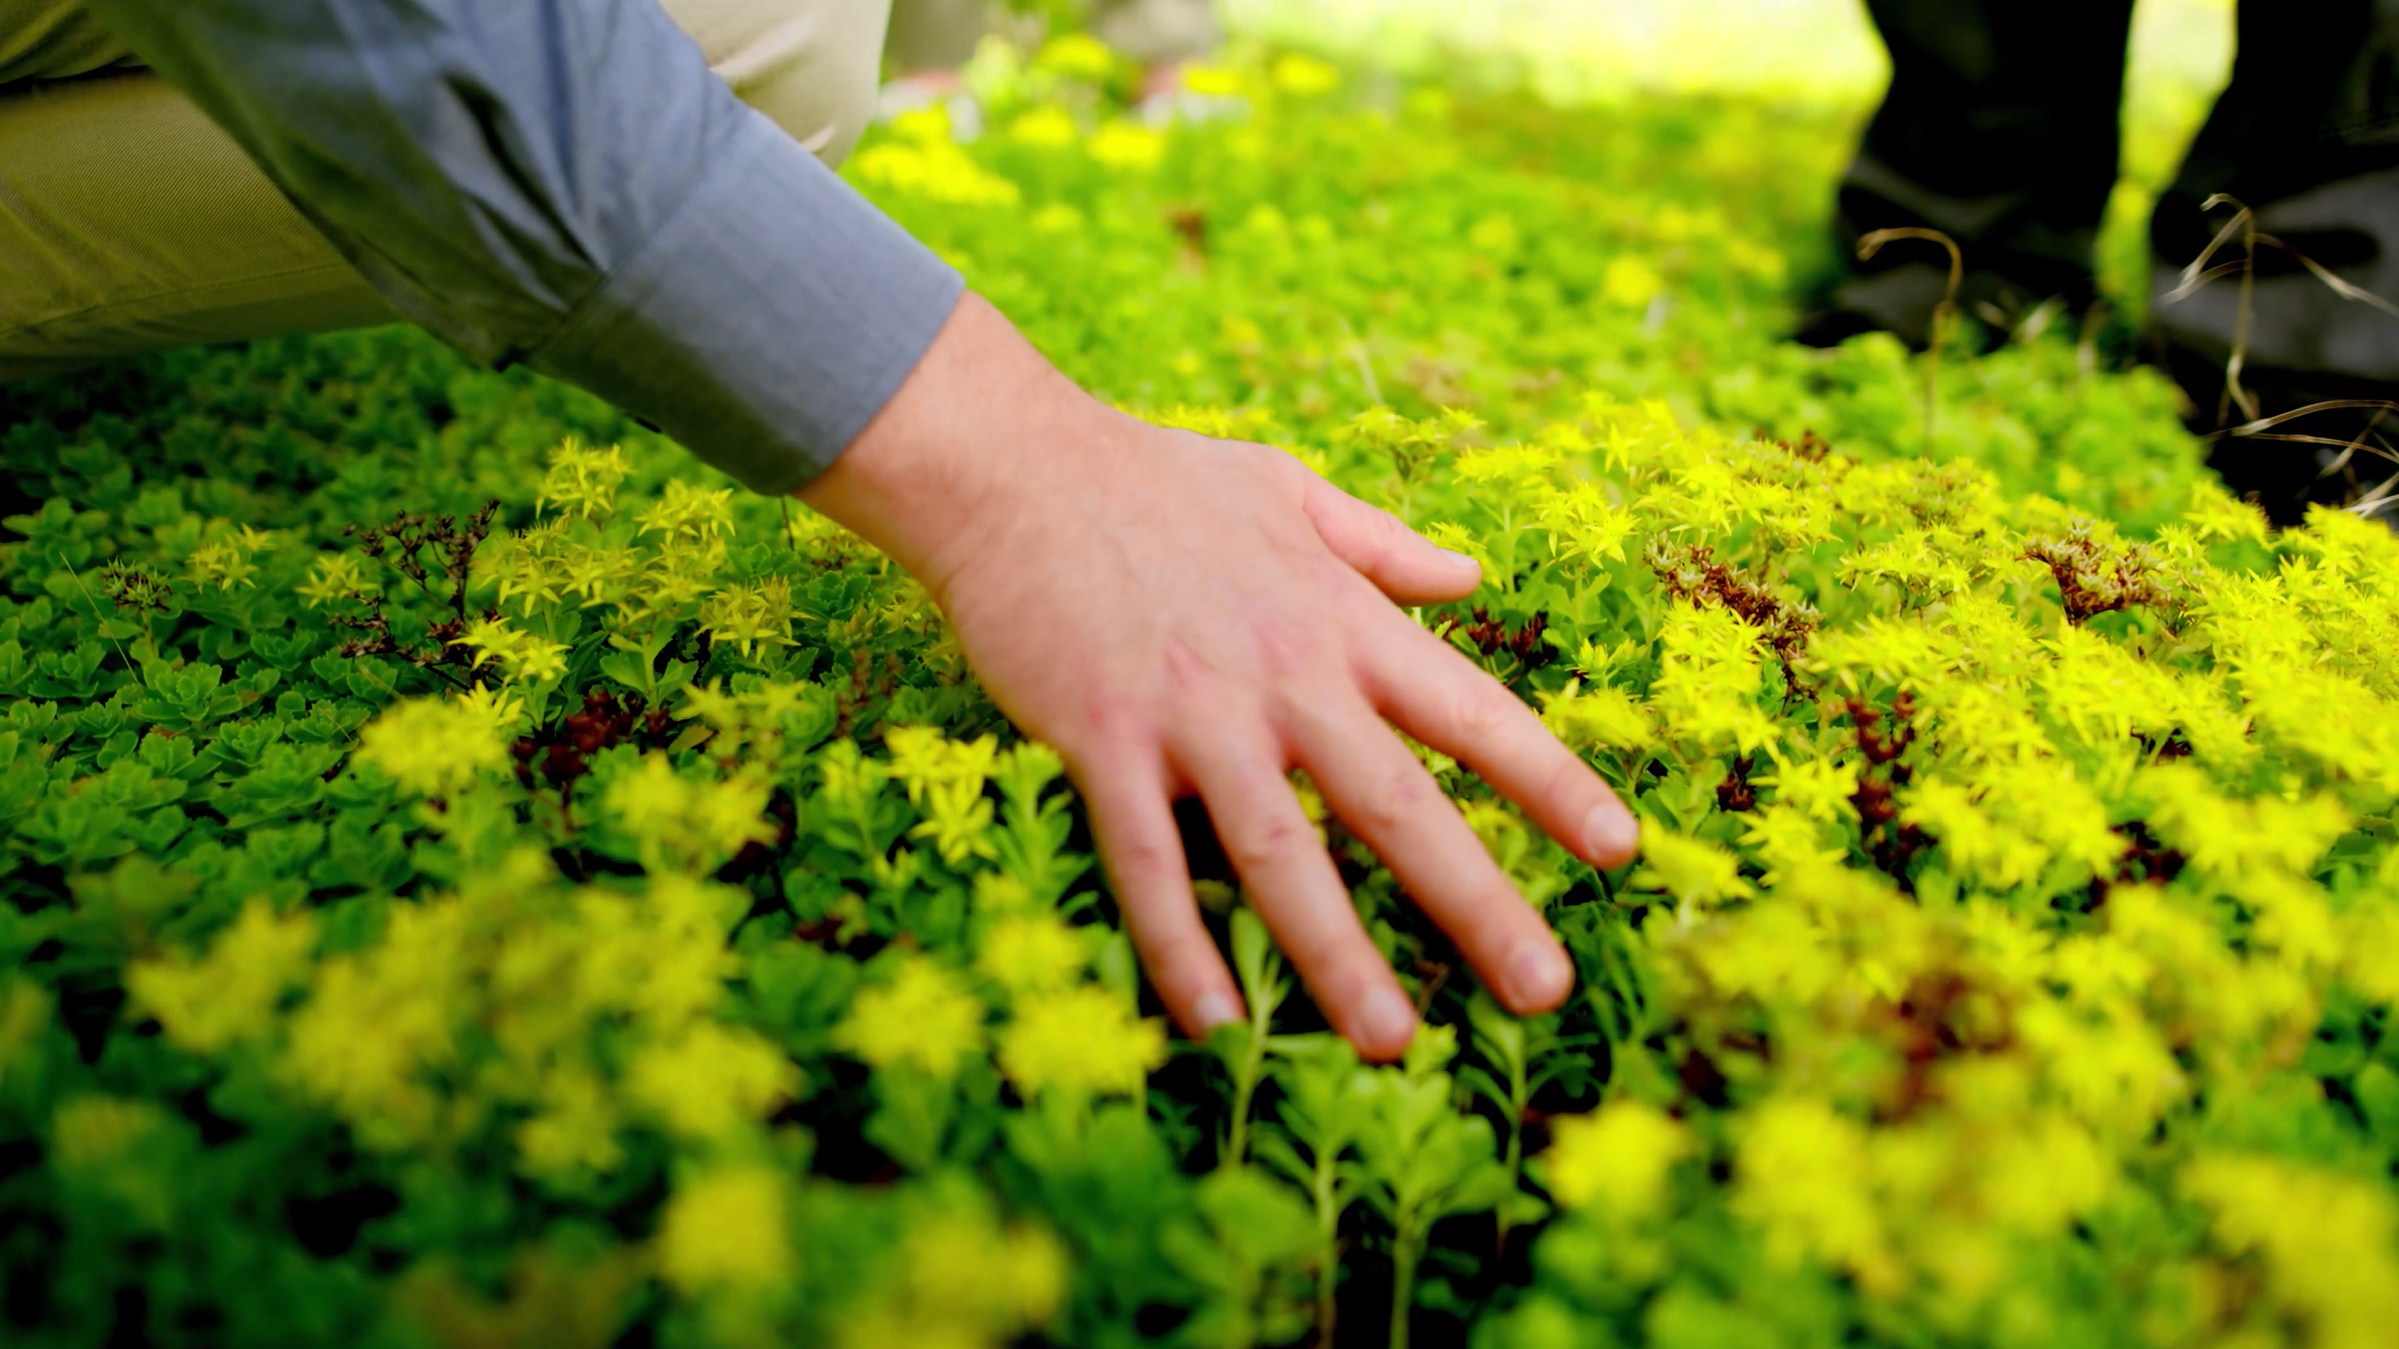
[531, 108, 964, 495]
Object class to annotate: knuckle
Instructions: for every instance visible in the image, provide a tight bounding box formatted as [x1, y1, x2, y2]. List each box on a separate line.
[1253, 621, 1313, 679]
[1254, 618, 1352, 691]
[1072, 699, 1154, 757]
[1160, 637, 1222, 697]
[1447, 680, 1519, 743]
[1353, 508, 1404, 565]
[1107, 836, 1180, 887]
[1354, 760, 1439, 840]
[1225, 809, 1317, 875]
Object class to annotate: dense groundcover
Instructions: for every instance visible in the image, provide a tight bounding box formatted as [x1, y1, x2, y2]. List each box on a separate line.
[6, 38, 2399, 1349]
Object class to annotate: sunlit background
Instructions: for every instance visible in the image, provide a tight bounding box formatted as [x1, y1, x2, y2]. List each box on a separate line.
[1225, 0, 2229, 128]
[1223, 0, 2238, 314]
[1231, 0, 2230, 167]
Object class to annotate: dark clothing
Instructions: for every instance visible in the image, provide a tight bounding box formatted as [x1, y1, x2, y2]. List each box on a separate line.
[1830, 0, 2137, 332]
[2155, 1, 2399, 265]
[1818, 0, 2399, 521]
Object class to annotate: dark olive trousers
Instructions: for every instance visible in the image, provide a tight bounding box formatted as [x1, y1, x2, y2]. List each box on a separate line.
[1820, 0, 2399, 518]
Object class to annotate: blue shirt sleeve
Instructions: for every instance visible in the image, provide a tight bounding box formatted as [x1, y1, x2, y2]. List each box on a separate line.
[82, 0, 964, 494]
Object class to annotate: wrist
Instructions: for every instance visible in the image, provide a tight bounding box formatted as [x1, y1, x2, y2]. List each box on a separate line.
[797, 291, 1105, 602]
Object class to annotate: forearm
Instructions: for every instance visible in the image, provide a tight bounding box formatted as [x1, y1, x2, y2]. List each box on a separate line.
[84, 0, 961, 493]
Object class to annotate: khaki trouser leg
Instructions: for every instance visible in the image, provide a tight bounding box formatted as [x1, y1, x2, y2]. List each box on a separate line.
[0, 0, 895, 382]
[886, 0, 987, 72]
[883, 0, 1219, 74]
[1090, 0, 1218, 67]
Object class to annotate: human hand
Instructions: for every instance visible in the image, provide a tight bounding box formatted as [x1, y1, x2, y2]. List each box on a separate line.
[801, 293, 1640, 1061]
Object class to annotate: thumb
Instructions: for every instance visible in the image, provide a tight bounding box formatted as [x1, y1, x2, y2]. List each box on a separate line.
[1300, 473, 1481, 605]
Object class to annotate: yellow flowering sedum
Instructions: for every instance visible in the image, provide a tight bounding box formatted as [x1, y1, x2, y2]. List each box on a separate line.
[1733, 1096, 1895, 1292]
[1632, 831, 1753, 913]
[126, 899, 318, 1055]
[0, 978, 49, 1089]
[1009, 104, 1079, 148]
[1270, 51, 1341, 96]
[1086, 121, 1163, 172]
[123, 856, 762, 1181]
[1538, 680, 1655, 754]
[49, 1094, 167, 1173]
[601, 753, 777, 875]
[293, 552, 379, 608]
[49, 1096, 177, 1228]
[998, 985, 1167, 1100]
[2183, 1153, 2399, 1349]
[451, 615, 570, 684]
[1647, 605, 1778, 754]
[697, 577, 800, 658]
[186, 524, 271, 590]
[974, 913, 1089, 998]
[659, 1164, 795, 1294]
[854, 107, 1022, 206]
[535, 437, 631, 519]
[352, 691, 516, 796]
[885, 726, 1000, 803]
[834, 957, 986, 1080]
[1899, 762, 2123, 893]
[887, 725, 1003, 865]
[1543, 1099, 1690, 1218]
[836, 1202, 1069, 1349]
[626, 1022, 800, 1142]
[514, 1064, 625, 1182]
[282, 897, 473, 1150]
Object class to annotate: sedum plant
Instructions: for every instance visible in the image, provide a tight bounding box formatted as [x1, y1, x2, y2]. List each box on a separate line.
[3, 33, 2396, 1349]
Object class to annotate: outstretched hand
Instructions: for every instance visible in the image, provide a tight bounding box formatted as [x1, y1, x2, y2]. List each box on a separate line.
[801, 293, 1639, 1061]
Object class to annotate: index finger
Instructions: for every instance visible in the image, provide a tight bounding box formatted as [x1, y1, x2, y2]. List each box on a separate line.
[1362, 614, 1640, 869]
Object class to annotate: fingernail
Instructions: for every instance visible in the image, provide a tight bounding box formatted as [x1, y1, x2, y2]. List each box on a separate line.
[1583, 802, 1640, 865]
[1359, 988, 1418, 1055]
[1192, 992, 1243, 1032]
[1505, 938, 1573, 1009]
[1441, 547, 1480, 572]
